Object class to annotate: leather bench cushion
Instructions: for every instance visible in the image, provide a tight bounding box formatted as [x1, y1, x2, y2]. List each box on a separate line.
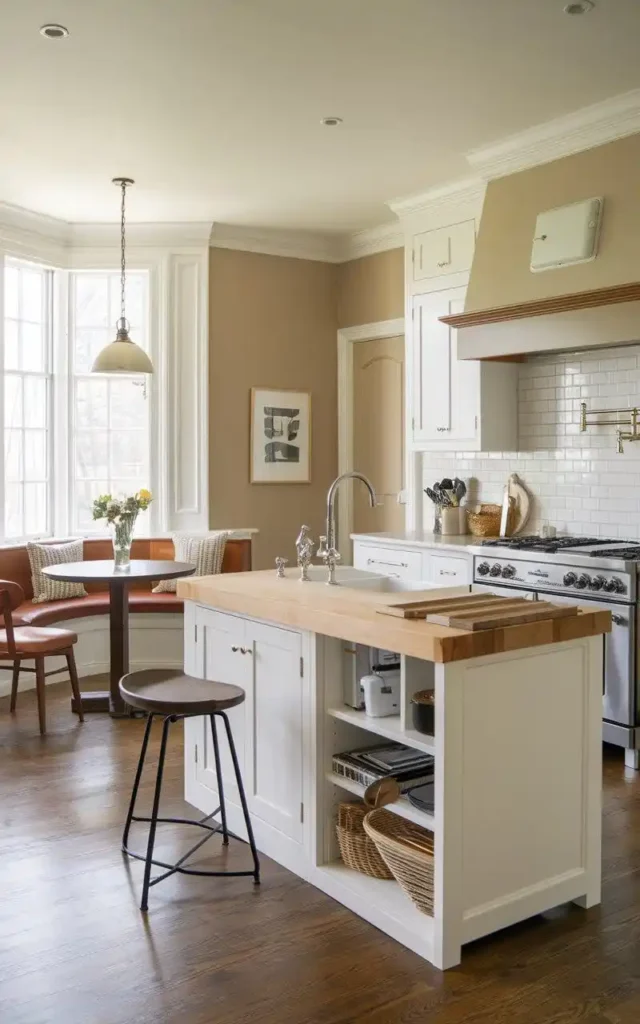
[14, 592, 183, 627]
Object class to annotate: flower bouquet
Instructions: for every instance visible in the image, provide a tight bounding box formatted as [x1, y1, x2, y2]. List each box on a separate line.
[92, 489, 152, 569]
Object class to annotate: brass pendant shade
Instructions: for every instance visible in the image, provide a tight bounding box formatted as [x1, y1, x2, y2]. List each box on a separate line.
[91, 178, 153, 376]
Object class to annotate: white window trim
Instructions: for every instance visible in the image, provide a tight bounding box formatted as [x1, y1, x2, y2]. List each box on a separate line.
[0, 214, 210, 542]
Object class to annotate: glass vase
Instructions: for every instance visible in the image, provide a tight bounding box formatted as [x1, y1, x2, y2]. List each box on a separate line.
[111, 514, 137, 570]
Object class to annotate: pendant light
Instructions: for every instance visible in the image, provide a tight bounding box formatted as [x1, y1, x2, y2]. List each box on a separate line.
[91, 178, 153, 375]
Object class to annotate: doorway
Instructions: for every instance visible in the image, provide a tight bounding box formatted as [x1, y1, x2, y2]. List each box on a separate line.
[336, 317, 406, 562]
[353, 335, 404, 534]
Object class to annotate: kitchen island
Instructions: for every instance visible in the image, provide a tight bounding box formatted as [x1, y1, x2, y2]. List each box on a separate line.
[177, 569, 609, 970]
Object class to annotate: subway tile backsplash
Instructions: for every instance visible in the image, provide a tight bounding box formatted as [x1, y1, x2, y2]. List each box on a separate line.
[421, 345, 640, 539]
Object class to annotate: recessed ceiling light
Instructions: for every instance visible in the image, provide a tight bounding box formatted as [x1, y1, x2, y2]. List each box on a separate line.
[321, 116, 343, 127]
[39, 23, 69, 39]
[563, 1, 594, 14]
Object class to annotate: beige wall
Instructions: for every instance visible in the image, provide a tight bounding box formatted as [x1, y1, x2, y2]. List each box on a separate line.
[337, 247, 404, 327]
[467, 133, 640, 312]
[209, 248, 338, 569]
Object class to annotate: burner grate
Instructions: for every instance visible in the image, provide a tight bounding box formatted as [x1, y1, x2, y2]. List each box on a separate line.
[479, 535, 617, 554]
[591, 547, 640, 560]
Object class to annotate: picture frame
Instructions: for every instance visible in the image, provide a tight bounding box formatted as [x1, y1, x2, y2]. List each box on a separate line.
[250, 387, 311, 484]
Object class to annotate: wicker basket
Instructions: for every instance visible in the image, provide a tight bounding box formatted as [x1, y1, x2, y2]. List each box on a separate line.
[336, 802, 394, 880]
[467, 502, 515, 538]
[363, 808, 435, 915]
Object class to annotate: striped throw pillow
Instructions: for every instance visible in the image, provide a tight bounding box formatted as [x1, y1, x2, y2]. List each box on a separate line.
[27, 540, 88, 603]
[153, 532, 229, 594]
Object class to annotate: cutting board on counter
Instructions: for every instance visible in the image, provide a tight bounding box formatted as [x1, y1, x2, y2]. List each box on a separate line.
[377, 593, 579, 631]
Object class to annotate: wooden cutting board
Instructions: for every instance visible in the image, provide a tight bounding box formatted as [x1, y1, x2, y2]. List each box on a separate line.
[377, 593, 580, 632]
[378, 593, 531, 620]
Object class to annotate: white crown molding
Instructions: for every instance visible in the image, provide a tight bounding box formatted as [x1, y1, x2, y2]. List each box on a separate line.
[70, 220, 213, 249]
[467, 87, 640, 180]
[387, 177, 486, 219]
[210, 222, 342, 263]
[339, 220, 403, 261]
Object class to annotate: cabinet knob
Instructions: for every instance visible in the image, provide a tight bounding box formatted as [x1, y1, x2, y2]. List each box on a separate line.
[231, 645, 240, 652]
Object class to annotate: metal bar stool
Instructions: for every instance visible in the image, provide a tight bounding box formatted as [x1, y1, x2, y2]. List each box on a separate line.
[120, 668, 260, 912]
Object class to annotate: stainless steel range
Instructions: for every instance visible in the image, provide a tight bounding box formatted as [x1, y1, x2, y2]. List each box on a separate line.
[470, 535, 640, 768]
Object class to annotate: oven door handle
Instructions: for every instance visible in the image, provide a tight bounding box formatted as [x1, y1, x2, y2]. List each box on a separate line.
[611, 613, 627, 626]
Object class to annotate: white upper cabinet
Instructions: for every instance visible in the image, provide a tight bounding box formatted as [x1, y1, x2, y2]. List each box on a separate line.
[412, 220, 475, 282]
[411, 286, 517, 452]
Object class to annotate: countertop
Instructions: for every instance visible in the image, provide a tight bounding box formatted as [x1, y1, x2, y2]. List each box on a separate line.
[177, 570, 610, 664]
[350, 531, 479, 552]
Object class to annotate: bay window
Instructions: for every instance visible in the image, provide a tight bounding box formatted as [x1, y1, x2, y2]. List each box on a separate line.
[1, 258, 152, 541]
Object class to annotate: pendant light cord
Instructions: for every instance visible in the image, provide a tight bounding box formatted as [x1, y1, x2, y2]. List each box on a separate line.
[120, 179, 127, 322]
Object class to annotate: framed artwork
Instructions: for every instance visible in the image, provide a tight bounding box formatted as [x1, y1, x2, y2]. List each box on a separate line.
[250, 388, 311, 483]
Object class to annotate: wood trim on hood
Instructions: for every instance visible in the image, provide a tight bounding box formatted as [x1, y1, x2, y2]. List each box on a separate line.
[439, 281, 640, 329]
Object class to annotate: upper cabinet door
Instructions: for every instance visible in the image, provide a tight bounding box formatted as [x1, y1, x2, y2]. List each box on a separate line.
[412, 220, 475, 282]
[243, 621, 304, 844]
[412, 287, 476, 445]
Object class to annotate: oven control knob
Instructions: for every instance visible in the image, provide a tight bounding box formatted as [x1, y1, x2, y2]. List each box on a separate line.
[563, 572, 577, 587]
[576, 574, 590, 589]
[613, 577, 627, 594]
[589, 575, 606, 591]
[603, 578, 617, 592]
[501, 564, 516, 579]
[477, 561, 490, 576]
[489, 563, 502, 577]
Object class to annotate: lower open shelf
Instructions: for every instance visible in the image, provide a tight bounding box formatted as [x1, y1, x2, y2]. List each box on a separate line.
[312, 861, 434, 960]
[326, 771, 436, 831]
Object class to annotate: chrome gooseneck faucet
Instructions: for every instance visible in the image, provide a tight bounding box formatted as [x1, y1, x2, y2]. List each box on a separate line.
[318, 472, 378, 584]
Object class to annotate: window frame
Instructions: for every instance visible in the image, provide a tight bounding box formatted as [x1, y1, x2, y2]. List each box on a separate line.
[66, 267, 154, 537]
[2, 257, 54, 541]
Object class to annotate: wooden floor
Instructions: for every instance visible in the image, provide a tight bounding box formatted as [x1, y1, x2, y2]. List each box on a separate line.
[2, 685, 640, 1024]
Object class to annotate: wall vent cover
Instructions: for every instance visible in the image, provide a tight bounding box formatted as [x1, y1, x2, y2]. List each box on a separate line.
[530, 197, 603, 272]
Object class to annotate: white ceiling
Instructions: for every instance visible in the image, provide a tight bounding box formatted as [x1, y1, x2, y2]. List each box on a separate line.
[2, 0, 640, 231]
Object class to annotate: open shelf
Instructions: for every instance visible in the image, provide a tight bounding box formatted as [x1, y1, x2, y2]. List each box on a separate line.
[312, 862, 434, 960]
[327, 706, 435, 755]
[326, 771, 435, 831]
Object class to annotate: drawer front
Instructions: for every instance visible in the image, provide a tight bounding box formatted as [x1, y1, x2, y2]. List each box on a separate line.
[353, 543, 423, 581]
[429, 554, 470, 586]
[413, 220, 475, 281]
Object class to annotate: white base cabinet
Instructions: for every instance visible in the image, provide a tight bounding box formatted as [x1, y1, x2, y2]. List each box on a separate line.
[184, 603, 309, 876]
[353, 539, 471, 588]
[183, 602, 602, 970]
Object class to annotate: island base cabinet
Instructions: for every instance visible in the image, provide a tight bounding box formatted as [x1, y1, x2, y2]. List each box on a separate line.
[184, 606, 307, 876]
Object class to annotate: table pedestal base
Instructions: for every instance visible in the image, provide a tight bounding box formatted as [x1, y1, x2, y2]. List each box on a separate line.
[72, 691, 110, 714]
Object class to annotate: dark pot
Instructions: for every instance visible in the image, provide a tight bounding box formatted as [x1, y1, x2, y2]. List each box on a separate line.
[411, 699, 435, 735]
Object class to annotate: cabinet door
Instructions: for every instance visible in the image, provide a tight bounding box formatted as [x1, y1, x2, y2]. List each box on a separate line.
[353, 542, 424, 581]
[196, 607, 250, 806]
[412, 220, 475, 282]
[244, 621, 304, 844]
[412, 287, 478, 446]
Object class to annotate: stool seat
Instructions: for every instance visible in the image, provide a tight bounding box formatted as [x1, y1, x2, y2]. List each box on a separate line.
[120, 668, 245, 717]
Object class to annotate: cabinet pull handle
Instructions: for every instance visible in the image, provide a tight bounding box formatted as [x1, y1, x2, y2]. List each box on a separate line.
[240, 646, 253, 656]
[231, 645, 240, 653]
[437, 260, 451, 268]
[439, 570, 458, 576]
[366, 558, 408, 569]
[436, 426, 450, 433]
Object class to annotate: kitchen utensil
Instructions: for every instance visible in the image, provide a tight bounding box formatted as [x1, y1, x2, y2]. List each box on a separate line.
[440, 478, 453, 491]
[453, 478, 466, 502]
[508, 473, 532, 535]
[499, 484, 512, 537]
[411, 690, 435, 734]
[424, 487, 439, 504]
[425, 600, 578, 631]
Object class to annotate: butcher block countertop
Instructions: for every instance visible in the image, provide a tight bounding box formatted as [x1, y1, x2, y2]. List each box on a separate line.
[177, 570, 611, 664]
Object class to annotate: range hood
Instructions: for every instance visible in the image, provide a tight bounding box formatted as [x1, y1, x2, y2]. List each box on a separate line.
[441, 282, 640, 361]
[442, 134, 640, 360]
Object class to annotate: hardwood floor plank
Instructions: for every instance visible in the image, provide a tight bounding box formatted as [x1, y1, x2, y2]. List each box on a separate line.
[2, 681, 640, 1023]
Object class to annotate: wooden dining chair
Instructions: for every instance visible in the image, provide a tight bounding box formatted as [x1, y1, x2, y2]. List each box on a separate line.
[0, 580, 84, 735]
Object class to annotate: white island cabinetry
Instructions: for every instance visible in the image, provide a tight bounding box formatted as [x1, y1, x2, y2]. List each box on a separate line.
[184, 603, 307, 875]
[181, 573, 604, 971]
[353, 537, 471, 589]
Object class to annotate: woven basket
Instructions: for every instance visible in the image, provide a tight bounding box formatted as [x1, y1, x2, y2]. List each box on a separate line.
[467, 502, 515, 538]
[363, 808, 435, 915]
[336, 803, 393, 880]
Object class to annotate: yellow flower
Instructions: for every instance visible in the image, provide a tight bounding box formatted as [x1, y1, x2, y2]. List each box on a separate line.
[138, 489, 152, 501]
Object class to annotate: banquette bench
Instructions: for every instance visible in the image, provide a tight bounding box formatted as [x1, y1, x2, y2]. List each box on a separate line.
[0, 537, 251, 699]
[2, 536, 251, 627]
